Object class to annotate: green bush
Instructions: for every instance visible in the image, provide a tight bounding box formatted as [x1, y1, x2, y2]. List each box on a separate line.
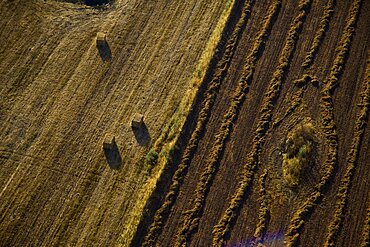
[145, 150, 159, 168]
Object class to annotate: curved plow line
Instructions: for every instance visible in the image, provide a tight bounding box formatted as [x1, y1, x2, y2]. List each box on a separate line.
[284, 1, 363, 246]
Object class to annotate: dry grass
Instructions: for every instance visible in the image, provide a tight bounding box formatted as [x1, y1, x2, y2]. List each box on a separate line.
[254, 169, 269, 244]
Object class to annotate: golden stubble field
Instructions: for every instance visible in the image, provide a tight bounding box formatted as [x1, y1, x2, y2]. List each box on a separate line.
[0, 0, 231, 246]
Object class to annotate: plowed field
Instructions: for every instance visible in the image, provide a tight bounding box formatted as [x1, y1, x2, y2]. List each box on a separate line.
[142, 0, 370, 246]
[1, 0, 369, 247]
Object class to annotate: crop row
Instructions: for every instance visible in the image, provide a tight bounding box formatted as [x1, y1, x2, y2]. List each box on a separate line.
[324, 52, 369, 246]
[284, 1, 363, 246]
[174, 0, 281, 245]
[142, 0, 251, 245]
[361, 202, 370, 247]
[212, 0, 313, 245]
[253, 169, 269, 244]
[302, 0, 335, 68]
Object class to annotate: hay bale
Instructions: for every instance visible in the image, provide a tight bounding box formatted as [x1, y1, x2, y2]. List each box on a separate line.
[96, 32, 107, 46]
[103, 135, 115, 150]
[131, 113, 144, 128]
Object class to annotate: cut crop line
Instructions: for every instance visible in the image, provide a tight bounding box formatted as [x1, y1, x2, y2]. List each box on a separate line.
[277, 0, 332, 124]
[175, 1, 282, 244]
[212, 0, 313, 245]
[324, 52, 370, 247]
[284, 1, 363, 246]
[253, 169, 269, 244]
[361, 202, 370, 247]
[142, 0, 250, 245]
[302, 0, 335, 68]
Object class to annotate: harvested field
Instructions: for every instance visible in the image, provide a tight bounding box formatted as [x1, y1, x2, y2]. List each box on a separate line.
[0, 0, 230, 246]
[141, 0, 370, 246]
[1, 0, 369, 246]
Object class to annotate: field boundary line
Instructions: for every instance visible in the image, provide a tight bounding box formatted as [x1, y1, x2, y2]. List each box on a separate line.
[117, 0, 241, 245]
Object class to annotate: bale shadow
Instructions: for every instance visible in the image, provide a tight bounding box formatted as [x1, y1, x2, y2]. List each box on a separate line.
[97, 42, 112, 62]
[132, 123, 151, 146]
[103, 142, 122, 169]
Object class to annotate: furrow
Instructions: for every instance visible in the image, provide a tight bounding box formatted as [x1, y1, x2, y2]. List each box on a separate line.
[324, 51, 369, 247]
[142, 0, 248, 245]
[284, 0, 363, 246]
[212, 0, 312, 245]
[302, 0, 335, 68]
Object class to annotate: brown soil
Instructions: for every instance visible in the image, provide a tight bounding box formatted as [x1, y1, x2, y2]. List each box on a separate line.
[148, 0, 370, 246]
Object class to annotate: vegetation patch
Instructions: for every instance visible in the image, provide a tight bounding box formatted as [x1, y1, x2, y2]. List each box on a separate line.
[282, 122, 316, 187]
[144, 150, 159, 174]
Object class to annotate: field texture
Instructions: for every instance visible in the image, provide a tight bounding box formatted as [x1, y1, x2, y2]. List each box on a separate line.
[1, 0, 369, 247]
[0, 0, 228, 246]
[142, 0, 370, 246]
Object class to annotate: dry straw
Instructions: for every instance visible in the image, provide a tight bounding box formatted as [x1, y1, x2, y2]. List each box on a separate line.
[324, 51, 369, 247]
[174, 0, 259, 245]
[254, 169, 269, 243]
[302, 0, 335, 68]
[361, 203, 370, 247]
